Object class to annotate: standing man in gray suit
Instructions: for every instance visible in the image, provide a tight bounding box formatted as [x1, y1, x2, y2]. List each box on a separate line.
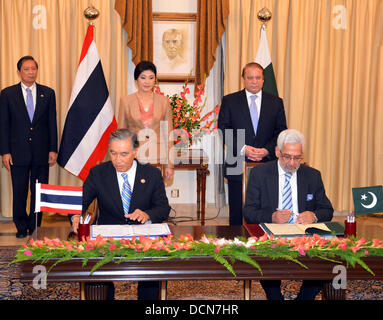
[0, 56, 58, 238]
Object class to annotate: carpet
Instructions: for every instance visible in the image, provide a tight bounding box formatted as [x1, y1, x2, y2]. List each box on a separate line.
[2, 248, 383, 300]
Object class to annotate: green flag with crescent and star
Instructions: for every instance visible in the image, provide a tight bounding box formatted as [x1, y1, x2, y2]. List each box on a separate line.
[352, 185, 383, 215]
[254, 24, 279, 97]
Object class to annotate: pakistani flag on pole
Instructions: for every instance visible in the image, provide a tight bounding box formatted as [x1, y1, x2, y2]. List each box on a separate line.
[352, 185, 383, 215]
[255, 24, 279, 97]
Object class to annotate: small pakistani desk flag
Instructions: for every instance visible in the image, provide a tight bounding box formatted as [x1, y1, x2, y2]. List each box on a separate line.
[352, 185, 383, 214]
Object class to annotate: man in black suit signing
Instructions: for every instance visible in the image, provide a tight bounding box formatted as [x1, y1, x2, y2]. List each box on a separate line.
[244, 129, 334, 299]
[72, 128, 170, 300]
[0, 56, 58, 238]
[218, 62, 287, 225]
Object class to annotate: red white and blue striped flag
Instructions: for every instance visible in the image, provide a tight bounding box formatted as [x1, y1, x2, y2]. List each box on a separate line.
[35, 183, 83, 215]
[57, 25, 117, 181]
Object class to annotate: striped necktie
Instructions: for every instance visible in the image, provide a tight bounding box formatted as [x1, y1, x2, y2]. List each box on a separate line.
[282, 172, 294, 223]
[121, 173, 132, 215]
[26, 87, 34, 122]
[249, 95, 259, 135]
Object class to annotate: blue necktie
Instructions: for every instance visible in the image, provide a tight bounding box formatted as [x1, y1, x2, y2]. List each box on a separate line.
[282, 172, 294, 223]
[121, 173, 132, 215]
[26, 88, 34, 122]
[249, 95, 259, 135]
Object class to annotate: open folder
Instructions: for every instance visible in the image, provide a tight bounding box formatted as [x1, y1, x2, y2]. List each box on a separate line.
[90, 223, 172, 239]
[260, 221, 344, 238]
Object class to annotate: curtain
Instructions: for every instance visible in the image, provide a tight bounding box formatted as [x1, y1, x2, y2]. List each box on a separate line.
[114, 0, 153, 65]
[225, 0, 383, 212]
[0, 0, 128, 217]
[195, 0, 230, 87]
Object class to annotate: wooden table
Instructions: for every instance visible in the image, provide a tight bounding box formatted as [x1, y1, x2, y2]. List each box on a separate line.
[166, 148, 210, 225]
[21, 225, 383, 300]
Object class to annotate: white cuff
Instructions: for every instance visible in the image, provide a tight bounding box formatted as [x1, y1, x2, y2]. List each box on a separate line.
[240, 145, 246, 156]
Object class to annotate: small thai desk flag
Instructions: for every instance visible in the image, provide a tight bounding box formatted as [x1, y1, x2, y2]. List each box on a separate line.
[35, 183, 82, 215]
[57, 24, 117, 181]
[352, 185, 383, 215]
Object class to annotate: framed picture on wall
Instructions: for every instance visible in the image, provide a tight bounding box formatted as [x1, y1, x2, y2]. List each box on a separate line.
[153, 13, 196, 82]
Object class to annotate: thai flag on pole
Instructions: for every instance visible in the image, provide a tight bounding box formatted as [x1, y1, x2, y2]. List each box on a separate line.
[57, 24, 117, 181]
[35, 183, 83, 215]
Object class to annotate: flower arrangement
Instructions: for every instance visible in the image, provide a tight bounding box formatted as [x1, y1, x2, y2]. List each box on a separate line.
[154, 81, 220, 147]
[10, 233, 383, 277]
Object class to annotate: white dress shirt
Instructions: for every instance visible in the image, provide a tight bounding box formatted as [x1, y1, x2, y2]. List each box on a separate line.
[277, 160, 299, 221]
[115, 160, 152, 224]
[20, 82, 37, 110]
[116, 159, 137, 194]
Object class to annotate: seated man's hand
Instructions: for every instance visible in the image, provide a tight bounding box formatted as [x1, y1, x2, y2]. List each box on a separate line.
[272, 209, 292, 224]
[125, 209, 150, 224]
[72, 215, 80, 233]
[296, 211, 316, 224]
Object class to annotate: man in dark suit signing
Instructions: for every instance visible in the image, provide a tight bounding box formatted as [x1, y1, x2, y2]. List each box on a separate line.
[244, 129, 334, 300]
[72, 128, 170, 300]
[218, 62, 287, 225]
[0, 56, 58, 238]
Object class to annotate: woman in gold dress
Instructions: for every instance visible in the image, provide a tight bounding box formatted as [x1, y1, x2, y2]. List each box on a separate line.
[118, 61, 174, 181]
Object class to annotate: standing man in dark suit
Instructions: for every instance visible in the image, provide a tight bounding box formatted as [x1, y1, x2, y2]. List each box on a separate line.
[0, 56, 58, 238]
[72, 129, 170, 300]
[218, 62, 287, 225]
[244, 129, 334, 299]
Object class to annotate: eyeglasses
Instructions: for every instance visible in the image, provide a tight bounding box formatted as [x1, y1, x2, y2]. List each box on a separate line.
[280, 152, 303, 162]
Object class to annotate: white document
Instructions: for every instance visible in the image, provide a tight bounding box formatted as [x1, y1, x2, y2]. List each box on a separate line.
[90, 223, 171, 239]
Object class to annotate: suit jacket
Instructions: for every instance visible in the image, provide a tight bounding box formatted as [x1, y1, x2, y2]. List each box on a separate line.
[82, 160, 170, 225]
[118, 92, 174, 167]
[0, 82, 57, 165]
[218, 89, 287, 180]
[243, 161, 333, 224]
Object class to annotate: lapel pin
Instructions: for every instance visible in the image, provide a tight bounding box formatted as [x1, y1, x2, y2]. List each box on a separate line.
[40, 94, 44, 98]
[141, 179, 146, 184]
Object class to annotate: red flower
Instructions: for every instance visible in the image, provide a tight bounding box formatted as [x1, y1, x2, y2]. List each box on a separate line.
[298, 248, 306, 256]
[258, 233, 269, 242]
[180, 234, 194, 242]
[356, 237, 367, 247]
[139, 236, 153, 252]
[351, 246, 360, 253]
[337, 243, 348, 251]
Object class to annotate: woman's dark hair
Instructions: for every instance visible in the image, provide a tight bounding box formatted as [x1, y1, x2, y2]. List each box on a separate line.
[134, 61, 157, 80]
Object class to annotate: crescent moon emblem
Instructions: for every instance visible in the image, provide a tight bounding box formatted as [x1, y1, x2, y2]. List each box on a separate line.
[361, 192, 377, 209]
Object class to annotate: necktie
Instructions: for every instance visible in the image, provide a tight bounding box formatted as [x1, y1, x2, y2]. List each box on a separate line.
[26, 88, 34, 122]
[282, 172, 294, 223]
[121, 173, 132, 216]
[249, 95, 259, 135]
